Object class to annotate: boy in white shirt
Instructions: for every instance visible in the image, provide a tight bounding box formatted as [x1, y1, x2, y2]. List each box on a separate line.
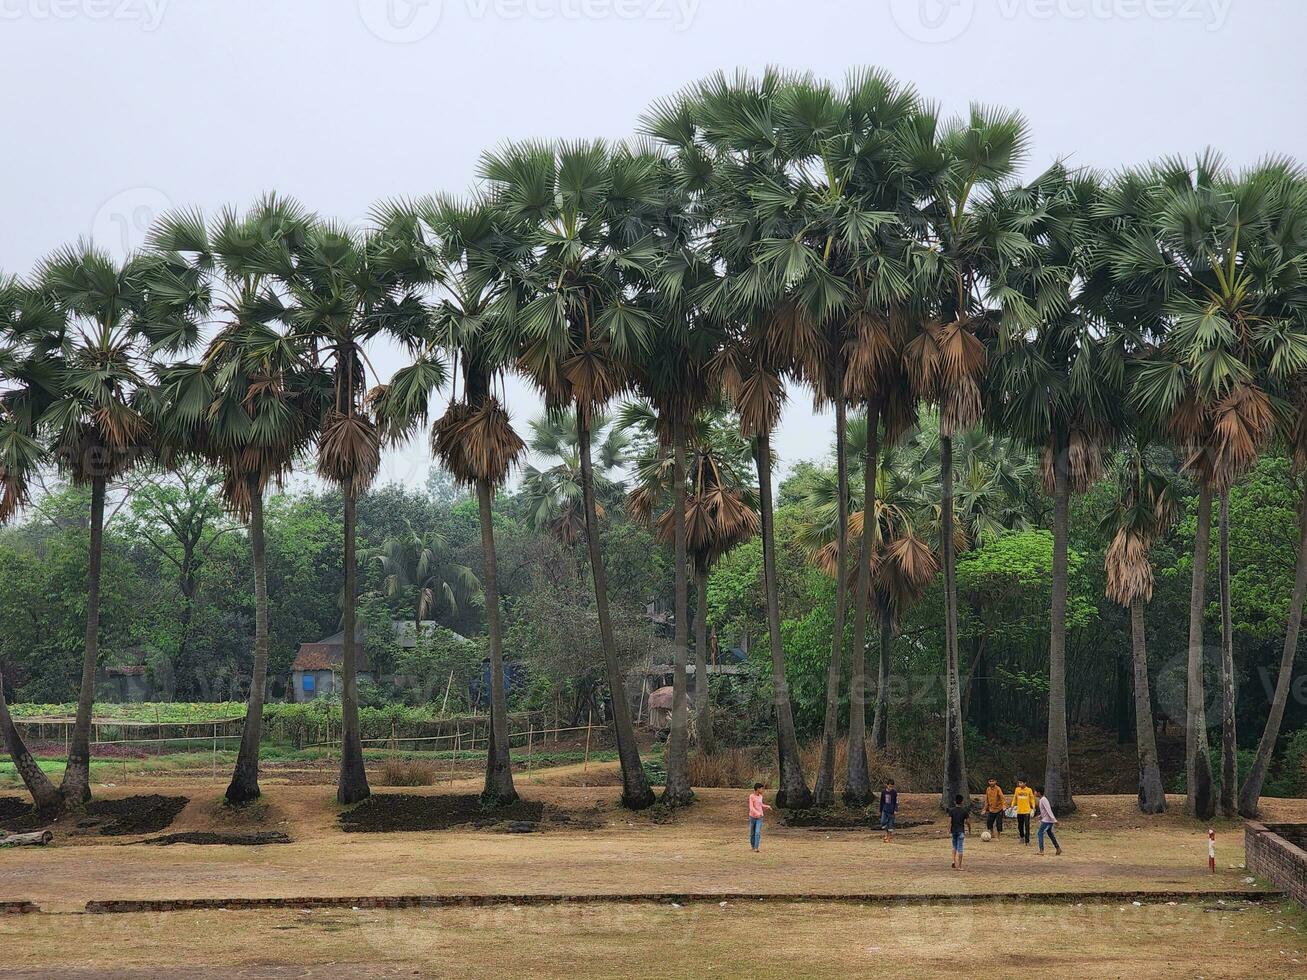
[1034, 786, 1062, 856]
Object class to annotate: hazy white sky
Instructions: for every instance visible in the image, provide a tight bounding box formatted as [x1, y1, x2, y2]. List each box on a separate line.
[3, 0, 1304, 488]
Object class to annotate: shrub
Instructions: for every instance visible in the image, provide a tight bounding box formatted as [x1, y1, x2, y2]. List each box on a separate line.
[381, 758, 438, 786]
[688, 747, 762, 788]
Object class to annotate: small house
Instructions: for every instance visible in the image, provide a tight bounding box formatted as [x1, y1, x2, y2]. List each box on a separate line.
[291, 619, 444, 702]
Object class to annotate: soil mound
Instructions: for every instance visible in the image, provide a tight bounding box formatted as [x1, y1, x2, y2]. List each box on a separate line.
[89, 795, 190, 836]
[135, 831, 292, 846]
[340, 793, 545, 833]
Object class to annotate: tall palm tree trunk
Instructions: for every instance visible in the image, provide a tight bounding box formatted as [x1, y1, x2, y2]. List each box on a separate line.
[693, 562, 716, 755]
[844, 402, 879, 805]
[227, 480, 269, 805]
[1239, 488, 1307, 815]
[814, 398, 850, 805]
[871, 606, 893, 752]
[1185, 484, 1215, 819]
[337, 489, 370, 805]
[1, 669, 63, 818]
[1218, 491, 1237, 818]
[1044, 447, 1075, 813]
[755, 431, 812, 809]
[1130, 598, 1167, 813]
[1239, 490, 1307, 817]
[940, 435, 968, 809]
[478, 477, 517, 806]
[62, 475, 106, 806]
[663, 422, 693, 806]
[578, 412, 655, 810]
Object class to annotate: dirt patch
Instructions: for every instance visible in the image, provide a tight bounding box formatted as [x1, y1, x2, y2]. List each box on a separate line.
[783, 808, 935, 830]
[1, 793, 189, 835]
[340, 793, 546, 833]
[134, 831, 292, 846]
[0, 796, 32, 825]
[88, 795, 190, 836]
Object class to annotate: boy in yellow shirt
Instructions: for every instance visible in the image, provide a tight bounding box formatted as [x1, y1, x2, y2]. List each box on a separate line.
[1011, 778, 1036, 845]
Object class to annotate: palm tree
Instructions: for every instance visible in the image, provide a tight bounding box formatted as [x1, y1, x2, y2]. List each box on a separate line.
[521, 409, 628, 548]
[382, 195, 529, 807]
[899, 104, 1032, 807]
[481, 139, 659, 810]
[750, 70, 922, 805]
[622, 401, 759, 761]
[1105, 155, 1305, 818]
[645, 69, 818, 808]
[267, 215, 434, 805]
[36, 242, 197, 805]
[1102, 444, 1177, 813]
[1238, 173, 1307, 816]
[146, 196, 331, 806]
[796, 413, 939, 796]
[0, 276, 67, 817]
[370, 526, 480, 629]
[986, 165, 1124, 815]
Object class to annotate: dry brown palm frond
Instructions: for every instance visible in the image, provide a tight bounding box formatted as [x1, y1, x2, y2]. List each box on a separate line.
[1041, 429, 1105, 495]
[878, 533, 940, 617]
[1105, 528, 1154, 606]
[627, 484, 658, 527]
[1207, 383, 1274, 490]
[731, 367, 784, 439]
[939, 376, 982, 437]
[562, 346, 624, 417]
[843, 313, 897, 403]
[768, 299, 823, 370]
[811, 535, 841, 578]
[1166, 394, 1207, 449]
[457, 398, 526, 487]
[432, 401, 474, 479]
[903, 319, 945, 397]
[880, 380, 919, 447]
[0, 473, 26, 525]
[709, 344, 745, 405]
[433, 398, 526, 488]
[686, 495, 714, 551]
[707, 486, 760, 559]
[936, 318, 986, 387]
[317, 410, 380, 497]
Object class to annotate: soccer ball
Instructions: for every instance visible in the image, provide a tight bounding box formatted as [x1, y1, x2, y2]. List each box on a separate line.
[980, 830, 993, 842]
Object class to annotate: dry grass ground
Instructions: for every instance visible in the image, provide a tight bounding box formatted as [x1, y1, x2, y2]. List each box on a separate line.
[2, 899, 1304, 978]
[4, 767, 1304, 915]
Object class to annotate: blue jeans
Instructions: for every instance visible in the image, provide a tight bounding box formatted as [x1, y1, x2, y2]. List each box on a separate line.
[749, 817, 762, 850]
[951, 831, 965, 854]
[1038, 822, 1059, 851]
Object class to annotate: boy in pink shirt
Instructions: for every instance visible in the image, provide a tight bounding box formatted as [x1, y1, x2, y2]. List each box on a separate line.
[748, 783, 771, 852]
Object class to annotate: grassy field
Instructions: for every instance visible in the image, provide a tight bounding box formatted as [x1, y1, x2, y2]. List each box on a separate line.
[4, 899, 1304, 978]
[4, 774, 1305, 976]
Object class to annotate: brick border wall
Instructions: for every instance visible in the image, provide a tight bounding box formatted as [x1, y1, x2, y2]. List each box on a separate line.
[1246, 822, 1307, 906]
[84, 890, 1275, 915]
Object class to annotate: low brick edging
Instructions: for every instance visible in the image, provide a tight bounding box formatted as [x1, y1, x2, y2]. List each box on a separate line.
[1246, 821, 1307, 907]
[83, 889, 1278, 915]
[0, 902, 40, 915]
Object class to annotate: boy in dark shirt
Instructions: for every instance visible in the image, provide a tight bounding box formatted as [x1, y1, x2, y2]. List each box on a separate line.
[947, 793, 971, 870]
[879, 780, 898, 843]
